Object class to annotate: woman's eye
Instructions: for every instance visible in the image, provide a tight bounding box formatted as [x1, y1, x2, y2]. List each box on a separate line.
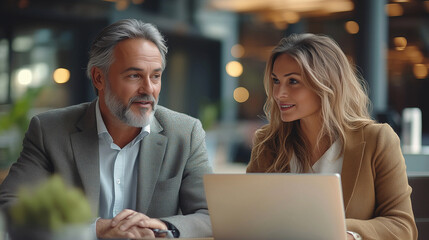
[272, 78, 280, 84]
[289, 78, 299, 84]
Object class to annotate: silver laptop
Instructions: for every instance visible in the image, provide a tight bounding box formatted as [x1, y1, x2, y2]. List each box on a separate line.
[204, 173, 347, 240]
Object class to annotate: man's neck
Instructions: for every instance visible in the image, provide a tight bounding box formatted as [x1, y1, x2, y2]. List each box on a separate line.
[98, 101, 141, 148]
[107, 121, 141, 148]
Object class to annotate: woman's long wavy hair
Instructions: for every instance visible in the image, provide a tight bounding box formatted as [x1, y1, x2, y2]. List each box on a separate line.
[253, 33, 374, 173]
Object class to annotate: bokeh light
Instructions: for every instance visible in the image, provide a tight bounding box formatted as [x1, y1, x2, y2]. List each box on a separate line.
[53, 68, 70, 84]
[386, 3, 404, 17]
[394, 37, 407, 51]
[226, 61, 243, 77]
[231, 44, 245, 58]
[345, 21, 359, 34]
[233, 87, 249, 103]
[413, 64, 428, 79]
[17, 68, 32, 85]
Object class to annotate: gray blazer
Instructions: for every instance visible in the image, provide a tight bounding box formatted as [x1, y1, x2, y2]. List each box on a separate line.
[0, 100, 213, 237]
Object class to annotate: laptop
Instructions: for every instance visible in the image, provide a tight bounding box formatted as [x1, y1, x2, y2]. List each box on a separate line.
[204, 173, 347, 240]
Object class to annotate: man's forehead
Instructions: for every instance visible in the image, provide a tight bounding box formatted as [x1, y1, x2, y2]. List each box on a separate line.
[114, 38, 161, 57]
[112, 39, 162, 67]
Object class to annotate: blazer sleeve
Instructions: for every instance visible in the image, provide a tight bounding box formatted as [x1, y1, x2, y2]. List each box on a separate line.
[0, 116, 52, 209]
[346, 124, 418, 240]
[160, 119, 213, 238]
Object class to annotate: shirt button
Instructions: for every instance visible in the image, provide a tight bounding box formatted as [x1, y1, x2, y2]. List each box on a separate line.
[116, 179, 121, 185]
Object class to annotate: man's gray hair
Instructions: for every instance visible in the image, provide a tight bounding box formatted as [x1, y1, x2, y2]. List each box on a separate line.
[86, 19, 168, 94]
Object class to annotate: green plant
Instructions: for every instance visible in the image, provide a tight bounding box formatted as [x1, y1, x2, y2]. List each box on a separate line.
[9, 175, 92, 231]
[199, 101, 220, 130]
[0, 87, 43, 168]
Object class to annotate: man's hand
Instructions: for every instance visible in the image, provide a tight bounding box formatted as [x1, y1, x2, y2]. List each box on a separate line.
[96, 209, 168, 239]
[111, 209, 168, 232]
[97, 218, 151, 239]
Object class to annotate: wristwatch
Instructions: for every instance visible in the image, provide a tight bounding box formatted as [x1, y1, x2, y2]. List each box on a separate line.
[347, 231, 362, 240]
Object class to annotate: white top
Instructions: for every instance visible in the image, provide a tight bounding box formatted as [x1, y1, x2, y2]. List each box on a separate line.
[290, 139, 343, 174]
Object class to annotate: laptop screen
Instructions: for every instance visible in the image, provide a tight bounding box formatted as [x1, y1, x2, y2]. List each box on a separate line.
[204, 173, 347, 240]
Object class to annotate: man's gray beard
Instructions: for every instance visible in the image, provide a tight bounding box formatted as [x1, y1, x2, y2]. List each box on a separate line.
[104, 81, 157, 128]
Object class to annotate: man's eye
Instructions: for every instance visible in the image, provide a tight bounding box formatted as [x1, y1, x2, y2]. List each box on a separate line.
[129, 74, 140, 79]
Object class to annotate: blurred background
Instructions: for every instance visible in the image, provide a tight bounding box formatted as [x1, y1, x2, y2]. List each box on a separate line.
[0, 0, 428, 173]
[1, 0, 429, 238]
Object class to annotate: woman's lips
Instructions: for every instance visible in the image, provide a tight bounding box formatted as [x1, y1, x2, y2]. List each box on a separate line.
[279, 104, 295, 111]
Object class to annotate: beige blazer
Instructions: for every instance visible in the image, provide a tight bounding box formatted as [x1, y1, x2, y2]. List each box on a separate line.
[0, 100, 213, 238]
[247, 123, 417, 240]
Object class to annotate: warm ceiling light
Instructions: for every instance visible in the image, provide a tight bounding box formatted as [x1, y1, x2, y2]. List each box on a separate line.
[231, 44, 245, 58]
[210, 0, 354, 15]
[386, 3, 404, 17]
[53, 68, 70, 84]
[394, 37, 407, 51]
[413, 64, 428, 79]
[282, 11, 300, 24]
[392, 0, 409, 2]
[322, 1, 355, 13]
[233, 87, 250, 103]
[345, 21, 359, 34]
[116, 0, 129, 10]
[273, 21, 288, 30]
[226, 61, 243, 77]
[210, 0, 266, 12]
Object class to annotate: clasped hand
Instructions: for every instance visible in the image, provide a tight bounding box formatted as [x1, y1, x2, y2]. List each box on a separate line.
[96, 209, 168, 239]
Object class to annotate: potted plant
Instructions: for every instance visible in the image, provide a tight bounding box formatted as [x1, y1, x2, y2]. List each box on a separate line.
[7, 175, 94, 240]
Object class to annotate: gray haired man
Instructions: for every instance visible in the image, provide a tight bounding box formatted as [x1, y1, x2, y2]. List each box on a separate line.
[0, 19, 213, 239]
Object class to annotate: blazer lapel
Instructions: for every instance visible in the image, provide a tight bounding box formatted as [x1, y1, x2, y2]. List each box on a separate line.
[136, 116, 167, 213]
[341, 128, 365, 213]
[70, 101, 100, 216]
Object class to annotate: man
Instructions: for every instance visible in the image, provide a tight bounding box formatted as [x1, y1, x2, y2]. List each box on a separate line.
[0, 19, 213, 239]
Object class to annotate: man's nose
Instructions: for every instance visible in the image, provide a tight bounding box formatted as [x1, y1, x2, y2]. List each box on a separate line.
[138, 76, 154, 94]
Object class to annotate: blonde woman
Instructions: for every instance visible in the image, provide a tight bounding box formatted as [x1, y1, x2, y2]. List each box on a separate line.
[247, 33, 417, 240]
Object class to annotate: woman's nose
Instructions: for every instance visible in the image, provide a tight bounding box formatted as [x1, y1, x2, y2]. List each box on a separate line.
[275, 85, 288, 99]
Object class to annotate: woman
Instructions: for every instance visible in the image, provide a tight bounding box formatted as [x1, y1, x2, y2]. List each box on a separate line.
[247, 33, 417, 240]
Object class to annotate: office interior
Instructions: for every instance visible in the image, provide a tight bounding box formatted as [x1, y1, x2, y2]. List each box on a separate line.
[0, 0, 428, 238]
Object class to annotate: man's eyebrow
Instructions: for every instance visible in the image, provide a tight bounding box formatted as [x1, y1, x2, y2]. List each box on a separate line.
[121, 67, 143, 74]
[121, 67, 163, 74]
[271, 72, 301, 77]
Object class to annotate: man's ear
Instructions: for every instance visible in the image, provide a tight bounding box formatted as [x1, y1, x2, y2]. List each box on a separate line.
[91, 67, 105, 92]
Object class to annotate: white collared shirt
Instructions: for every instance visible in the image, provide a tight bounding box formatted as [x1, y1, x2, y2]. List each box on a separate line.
[95, 99, 150, 219]
[290, 139, 343, 174]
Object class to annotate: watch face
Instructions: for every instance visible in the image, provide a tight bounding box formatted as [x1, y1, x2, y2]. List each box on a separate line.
[347, 231, 362, 240]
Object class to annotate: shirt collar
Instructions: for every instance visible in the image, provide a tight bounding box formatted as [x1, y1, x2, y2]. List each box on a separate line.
[95, 98, 151, 138]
